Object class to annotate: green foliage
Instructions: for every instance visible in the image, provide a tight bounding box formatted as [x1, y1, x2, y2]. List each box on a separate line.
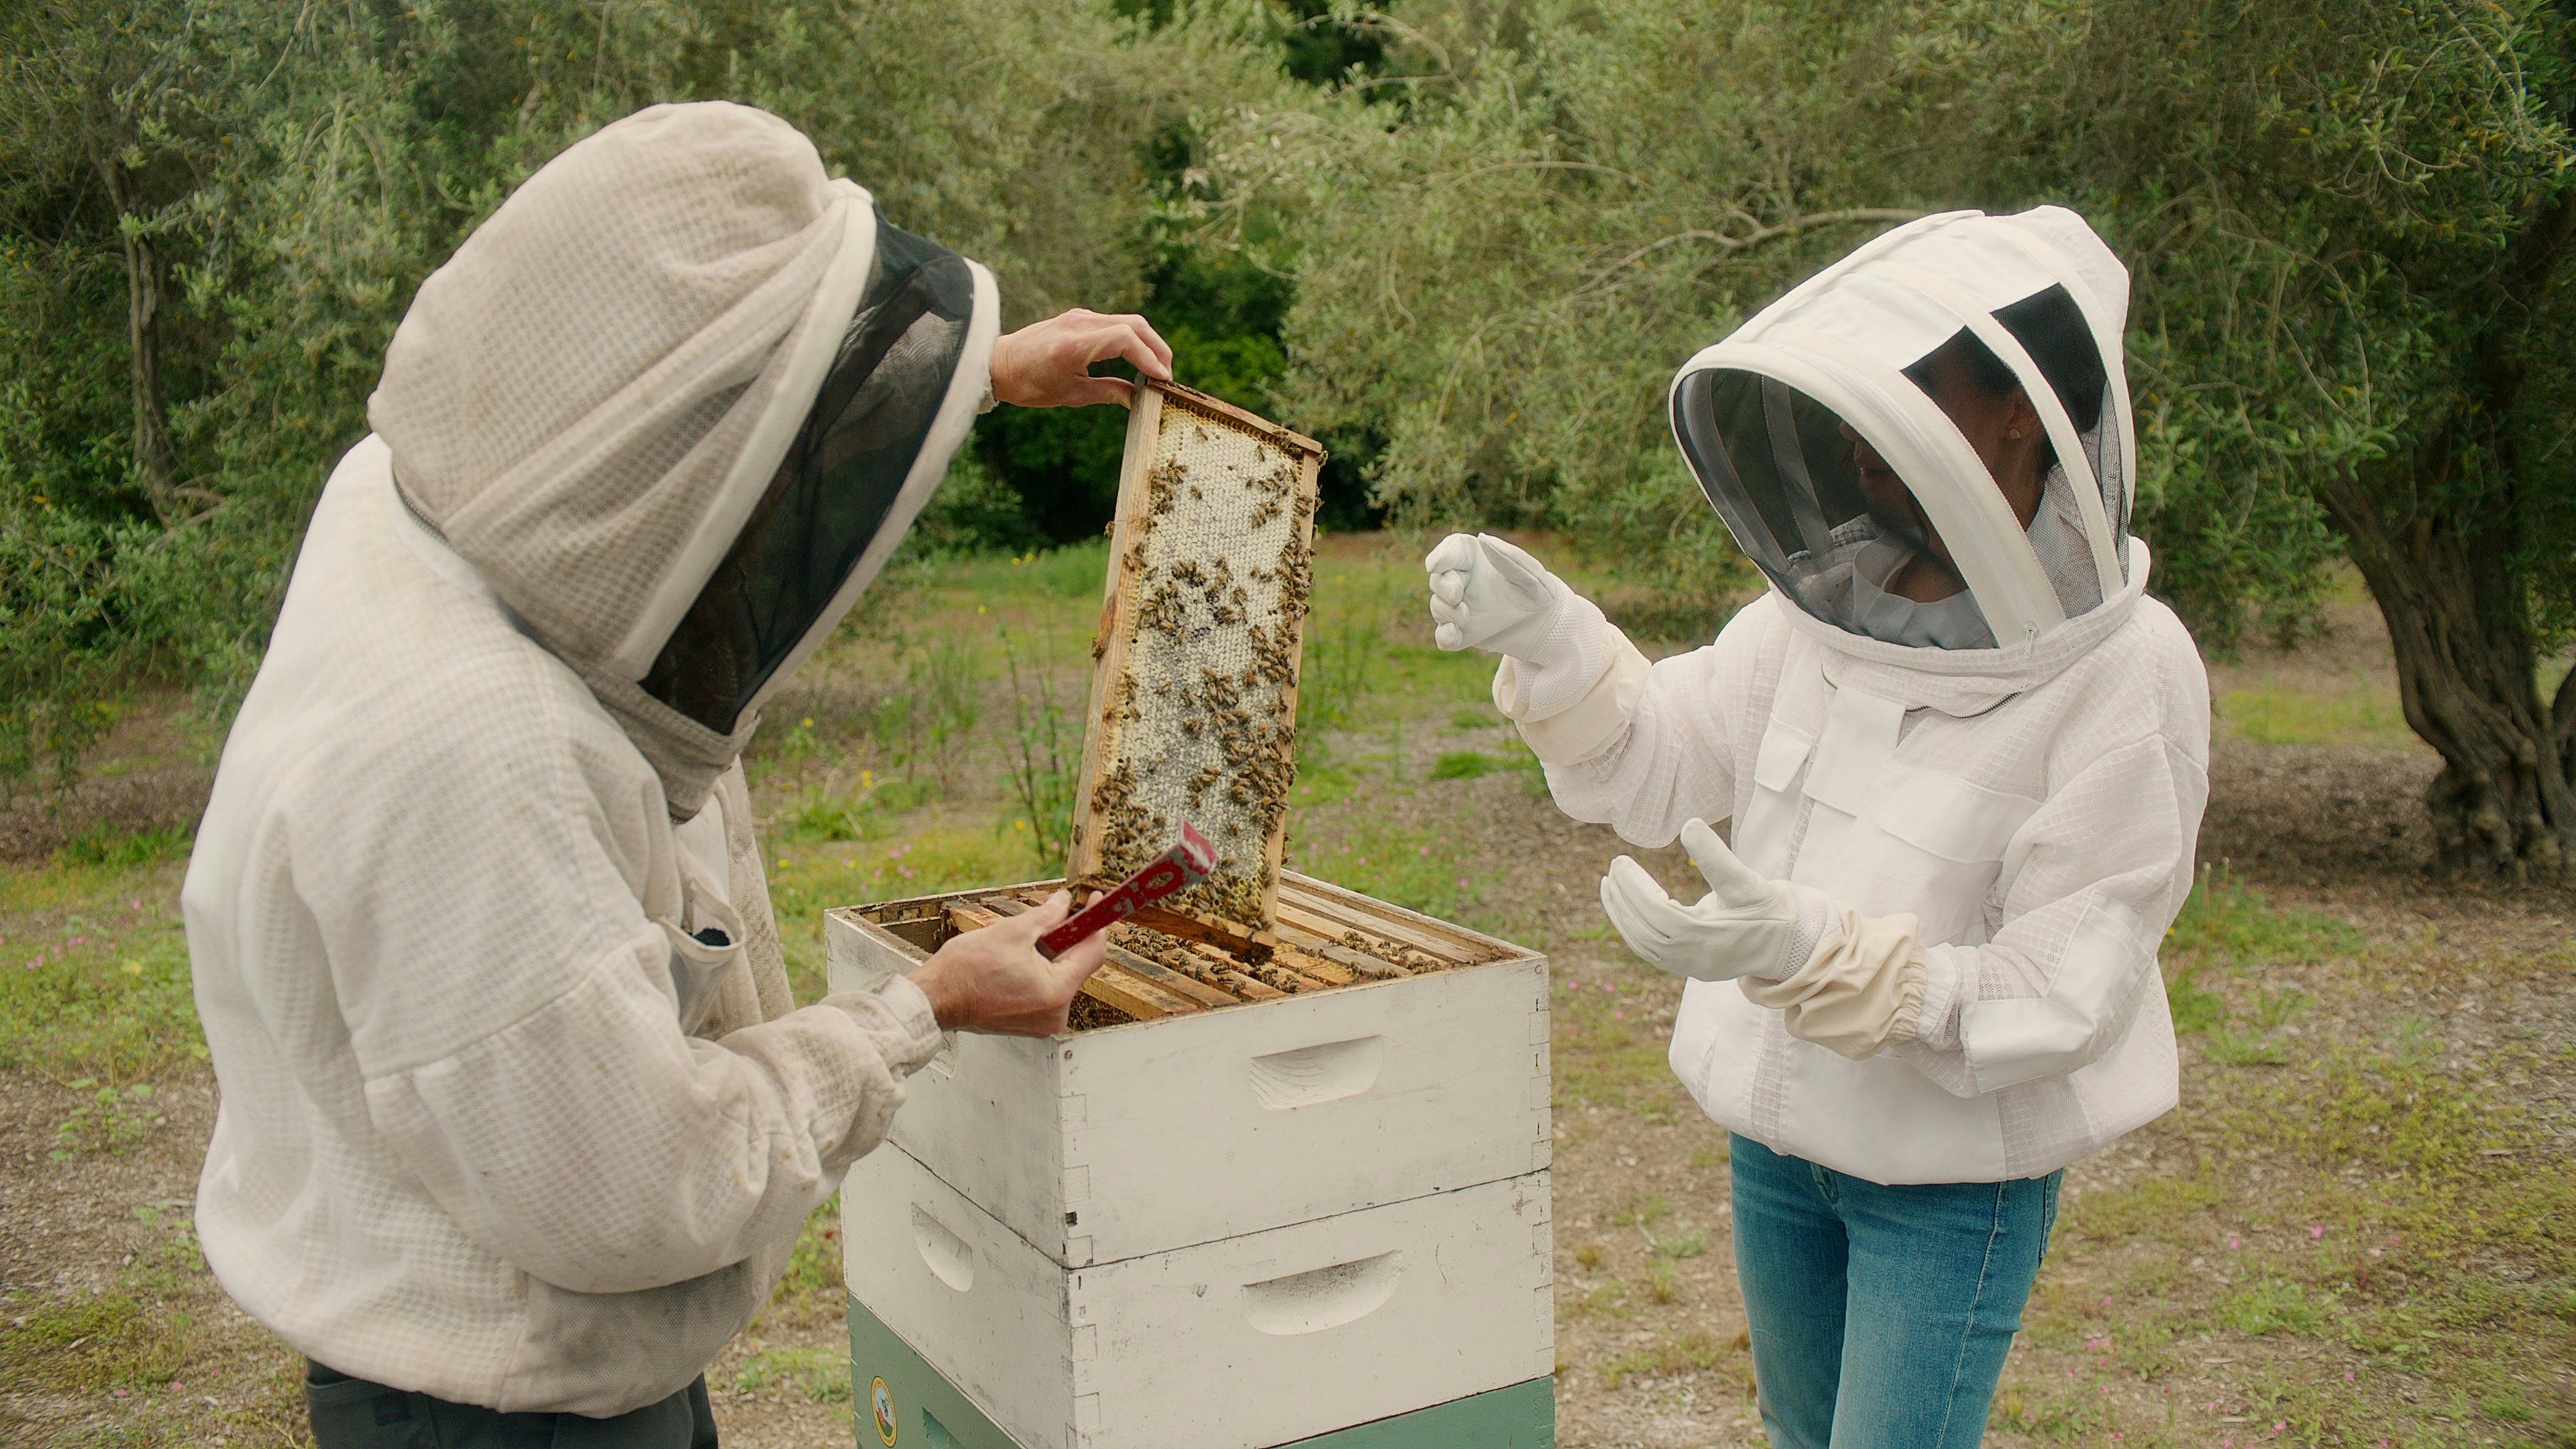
[1000, 632, 1080, 872]
[0, 0, 1308, 784]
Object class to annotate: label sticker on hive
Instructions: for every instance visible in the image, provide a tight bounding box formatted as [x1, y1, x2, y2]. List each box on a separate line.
[871, 1377, 897, 1444]
[1069, 380, 1325, 931]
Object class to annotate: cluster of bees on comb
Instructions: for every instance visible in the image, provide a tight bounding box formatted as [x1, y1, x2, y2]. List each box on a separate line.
[1080, 411, 1316, 926]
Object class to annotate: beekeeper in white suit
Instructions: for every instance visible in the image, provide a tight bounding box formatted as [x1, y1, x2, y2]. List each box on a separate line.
[184, 103, 1165, 1445]
[1428, 207, 2209, 1448]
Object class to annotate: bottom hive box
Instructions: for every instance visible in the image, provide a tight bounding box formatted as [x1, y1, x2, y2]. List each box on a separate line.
[848, 1294, 1555, 1449]
[839, 1142, 1554, 1449]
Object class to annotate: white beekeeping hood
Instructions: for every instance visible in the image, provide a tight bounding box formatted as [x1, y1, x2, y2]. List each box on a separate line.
[1669, 206, 2135, 652]
[371, 102, 999, 817]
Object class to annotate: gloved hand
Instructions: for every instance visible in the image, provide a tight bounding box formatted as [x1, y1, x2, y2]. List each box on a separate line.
[1425, 533, 1577, 662]
[1599, 818, 1833, 982]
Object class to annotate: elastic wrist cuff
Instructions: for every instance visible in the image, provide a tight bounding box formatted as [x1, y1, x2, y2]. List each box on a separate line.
[1503, 626, 1652, 765]
[872, 972, 946, 1071]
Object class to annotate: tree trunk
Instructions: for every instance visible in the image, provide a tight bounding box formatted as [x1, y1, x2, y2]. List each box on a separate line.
[2323, 483, 2575, 880]
[2320, 188, 2576, 880]
[102, 163, 178, 523]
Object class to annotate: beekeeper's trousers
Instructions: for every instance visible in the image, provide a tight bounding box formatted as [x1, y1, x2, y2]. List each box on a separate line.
[304, 1361, 718, 1448]
[1729, 1133, 2063, 1449]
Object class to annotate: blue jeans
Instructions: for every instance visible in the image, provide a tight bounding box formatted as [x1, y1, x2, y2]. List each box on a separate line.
[1729, 1133, 2061, 1449]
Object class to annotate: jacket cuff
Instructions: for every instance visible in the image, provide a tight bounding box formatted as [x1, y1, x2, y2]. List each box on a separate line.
[1738, 904, 1924, 1060]
[1895, 945, 1963, 1051]
[832, 972, 944, 1077]
[1498, 626, 1652, 765]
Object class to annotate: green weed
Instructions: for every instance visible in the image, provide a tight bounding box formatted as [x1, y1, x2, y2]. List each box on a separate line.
[52, 1080, 164, 1160]
[0, 896, 200, 1083]
[1610, 1191, 1673, 1228]
[2163, 866, 2364, 969]
[2220, 1277, 2334, 1336]
[1429, 750, 1502, 780]
[56, 823, 194, 868]
[733, 1344, 851, 1404]
[2164, 961, 2227, 1035]
[1987, 1387, 2105, 1442]
[0, 1291, 195, 1393]
[998, 634, 1077, 872]
[1596, 1328, 1730, 1390]
[1302, 815, 1498, 927]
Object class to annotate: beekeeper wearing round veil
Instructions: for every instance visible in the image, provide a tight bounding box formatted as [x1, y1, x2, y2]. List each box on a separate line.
[184, 102, 1163, 1443]
[1426, 208, 2210, 1447]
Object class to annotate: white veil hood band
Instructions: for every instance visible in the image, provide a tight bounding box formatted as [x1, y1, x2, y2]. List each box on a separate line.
[1669, 205, 2136, 656]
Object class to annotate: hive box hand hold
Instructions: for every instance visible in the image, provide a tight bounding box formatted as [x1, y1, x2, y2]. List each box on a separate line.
[1069, 379, 1326, 934]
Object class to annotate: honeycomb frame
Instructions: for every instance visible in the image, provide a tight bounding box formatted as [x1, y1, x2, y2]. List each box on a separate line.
[1067, 379, 1326, 931]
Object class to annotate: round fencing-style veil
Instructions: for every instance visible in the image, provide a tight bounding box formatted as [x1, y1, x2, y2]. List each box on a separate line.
[1669, 207, 2133, 651]
[372, 102, 999, 818]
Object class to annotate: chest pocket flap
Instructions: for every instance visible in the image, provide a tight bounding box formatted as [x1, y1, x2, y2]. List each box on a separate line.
[1753, 727, 1814, 793]
[1869, 769, 2040, 863]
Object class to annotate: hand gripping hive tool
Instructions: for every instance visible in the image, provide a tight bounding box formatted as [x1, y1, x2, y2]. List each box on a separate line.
[1035, 822, 1218, 959]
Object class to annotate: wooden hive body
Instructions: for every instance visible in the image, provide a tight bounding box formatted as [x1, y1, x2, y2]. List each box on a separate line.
[828, 877, 1555, 1449]
[831, 384, 1549, 1447]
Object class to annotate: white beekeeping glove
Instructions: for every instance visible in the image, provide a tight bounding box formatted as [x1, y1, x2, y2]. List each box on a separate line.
[1599, 819, 1834, 982]
[1424, 532, 1650, 763]
[1424, 533, 1579, 659]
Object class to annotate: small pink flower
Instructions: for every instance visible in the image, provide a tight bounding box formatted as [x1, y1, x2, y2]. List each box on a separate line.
[2343, 1372, 2355, 1382]
[2229, 1236, 2242, 1249]
[2272, 1422, 2286, 1435]
[113, 1388, 128, 1399]
[2309, 1224, 2325, 1239]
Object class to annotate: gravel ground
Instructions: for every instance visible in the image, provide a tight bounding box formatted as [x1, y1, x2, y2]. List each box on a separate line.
[7, 583, 2570, 1448]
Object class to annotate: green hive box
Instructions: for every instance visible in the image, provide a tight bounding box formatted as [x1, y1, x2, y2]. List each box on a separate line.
[849, 1295, 1555, 1449]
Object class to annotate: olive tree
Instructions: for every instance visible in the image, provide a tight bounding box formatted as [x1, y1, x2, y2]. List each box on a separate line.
[1232, 0, 2576, 877]
[2018, 0, 2576, 877]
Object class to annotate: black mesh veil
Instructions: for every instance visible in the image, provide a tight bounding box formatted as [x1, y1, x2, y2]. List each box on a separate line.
[643, 214, 977, 732]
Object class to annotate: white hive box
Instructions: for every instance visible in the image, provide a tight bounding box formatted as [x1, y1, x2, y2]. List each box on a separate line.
[827, 875, 1554, 1449]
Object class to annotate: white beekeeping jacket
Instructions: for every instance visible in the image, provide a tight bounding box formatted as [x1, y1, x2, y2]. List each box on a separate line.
[184, 104, 994, 1414]
[1521, 208, 2211, 1183]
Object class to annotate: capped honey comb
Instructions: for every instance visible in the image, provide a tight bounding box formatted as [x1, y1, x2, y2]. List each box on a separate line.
[1067, 380, 1325, 931]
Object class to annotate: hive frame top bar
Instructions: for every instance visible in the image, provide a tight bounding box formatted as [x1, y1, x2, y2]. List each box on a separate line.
[1141, 376, 1325, 456]
[1068, 379, 1327, 936]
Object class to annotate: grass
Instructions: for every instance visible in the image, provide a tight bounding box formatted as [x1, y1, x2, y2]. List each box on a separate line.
[2019, 884, 2576, 1446]
[8, 534, 2564, 1448]
[0, 850, 200, 1092]
[2216, 681, 2422, 750]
